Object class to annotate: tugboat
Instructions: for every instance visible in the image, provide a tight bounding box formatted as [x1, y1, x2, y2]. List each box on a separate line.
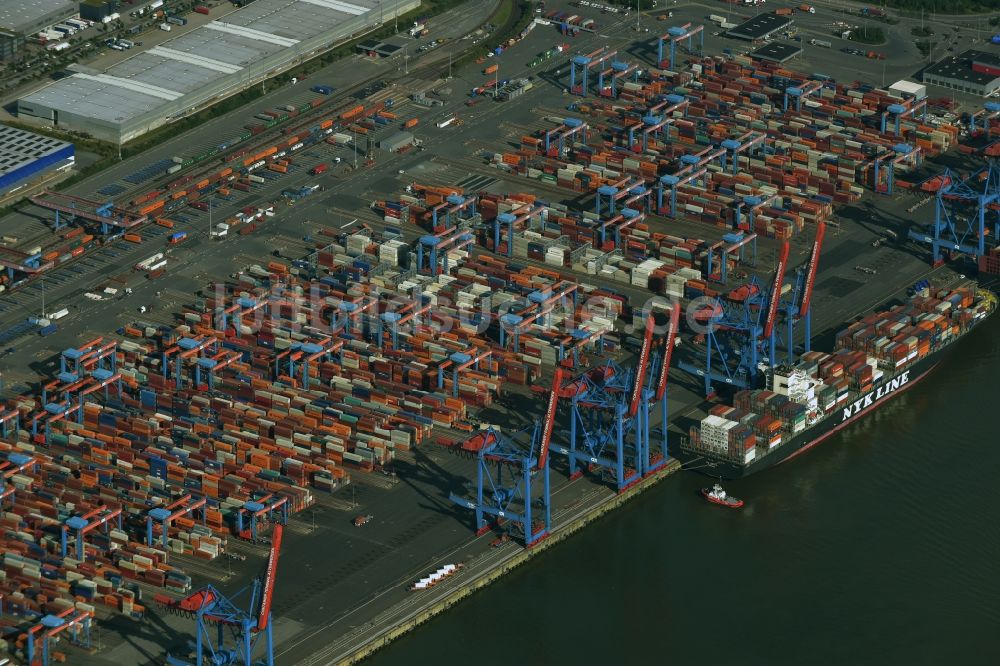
[701, 483, 744, 509]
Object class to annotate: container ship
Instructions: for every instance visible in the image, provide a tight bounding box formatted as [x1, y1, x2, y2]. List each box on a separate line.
[679, 282, 996, 478]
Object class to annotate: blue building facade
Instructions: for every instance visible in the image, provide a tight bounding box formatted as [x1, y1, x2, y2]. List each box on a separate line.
[0, 126, 74, 196]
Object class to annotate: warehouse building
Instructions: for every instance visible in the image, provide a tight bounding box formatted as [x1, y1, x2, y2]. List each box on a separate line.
[17, 0, 418, 143]
[378, 131, 414, 152]
[79, 0, 119, 23]
[0, 0, 77, 35]
[0, 125, 75, 198]
[922, 50, 1000, 98]
[726, 14, 792, 42]
[0, 28, 24, 60]
[0, 0, 77, 58]
[888, 80, 927, 101]
[748, 42, 802, 64]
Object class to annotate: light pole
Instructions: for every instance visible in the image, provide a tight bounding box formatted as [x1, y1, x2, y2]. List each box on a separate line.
[208, 195, 213, 239]
[636, 0, 640, 33]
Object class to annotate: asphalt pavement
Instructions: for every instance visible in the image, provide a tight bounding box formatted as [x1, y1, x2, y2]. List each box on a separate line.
[0, 1, 983, 664]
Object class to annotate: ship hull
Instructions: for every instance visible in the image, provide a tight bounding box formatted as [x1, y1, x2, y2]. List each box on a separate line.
[679, 349, 943, 480]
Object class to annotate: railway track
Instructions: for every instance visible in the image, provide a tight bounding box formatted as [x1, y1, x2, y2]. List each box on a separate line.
[1, 2, 511, 298]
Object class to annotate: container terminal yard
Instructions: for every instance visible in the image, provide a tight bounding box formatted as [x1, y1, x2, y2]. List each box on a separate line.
[0, 0, 999, 664]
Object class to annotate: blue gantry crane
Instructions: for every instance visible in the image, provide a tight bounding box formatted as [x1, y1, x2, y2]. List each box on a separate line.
[569, 47, 618, 96]
[28, 190, 148, 235]
[498, 281, 580, 352]
[679, 241, 789, 396]
[705, 232, 758, 284]
[61, 505, 123, 559]
[782, 80, 823, 113]
[734, 192, 783, 232]
[159, 523, 284, 666]
[235, 494, 289, 541]
[872, 143, 921, 195]
[547, 313, 663, 491]
[0, 452, 34, 507]
[880, 97, 927, 135]
[448, 422, 552, 547]
[147, 493, 208, 548]
[597, 60, 641, 98]
[680, 220, 826, 395]
[772, 221, 826, 366]
[657, 23, 704, 70]
[21, 608, 93, 666]
[494, 201, 545, 256]
[416, 228, 475, 275]
[908, 161, 1000, 265]
[544, 118, 588, 157]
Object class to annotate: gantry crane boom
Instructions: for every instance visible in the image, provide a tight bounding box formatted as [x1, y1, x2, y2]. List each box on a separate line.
[798, 221, 826, 317]
[654, 306, 681, 402]
[536, 367, 563, 471]
[762, 241, 790, 340]
[255, 523, 283, 632]
[628, 314, 656, 418]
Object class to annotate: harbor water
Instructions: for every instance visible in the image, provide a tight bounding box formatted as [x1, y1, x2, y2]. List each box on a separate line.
[368, 315, 1000, 664]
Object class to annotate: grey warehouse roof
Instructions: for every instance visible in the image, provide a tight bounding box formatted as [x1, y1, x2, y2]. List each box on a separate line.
[924, 50, 1000, 86]
[726, 14, 792, 41]
[20, 0, 384, 126]
[0, 0, 76, 33]
[0, 125, 72, 177]
[749, 42, 802, 63]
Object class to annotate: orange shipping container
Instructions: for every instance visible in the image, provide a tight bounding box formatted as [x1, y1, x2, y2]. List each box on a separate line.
[140, 200, 165, 215]
[403, 118, 419, 129]
[124, 233, 142, 243]
[340, 105, 364, 120]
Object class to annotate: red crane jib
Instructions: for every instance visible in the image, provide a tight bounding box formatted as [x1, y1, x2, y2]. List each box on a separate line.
[798, 221, 826, 317]
[763, 242, 790, 340]
[628, 315, 655, 418]
[462, 430, 498, 451]
[537, 367, 563, 470]
[256, 523, 283, 632]
[175, 589, 217, 613]
[654, 306, 681, 402]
